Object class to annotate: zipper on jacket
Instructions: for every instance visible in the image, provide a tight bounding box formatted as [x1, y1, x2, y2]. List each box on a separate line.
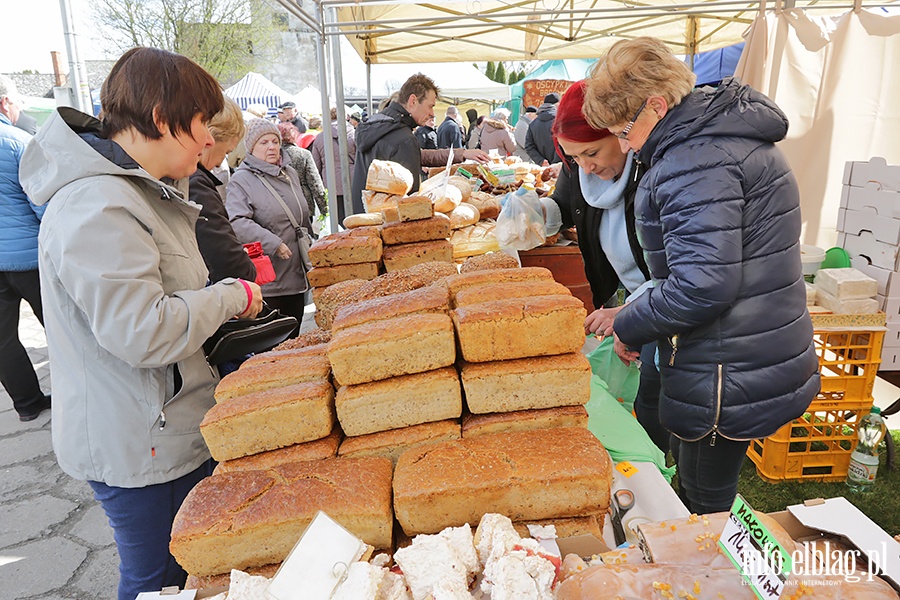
[710, 363, 724, 446]
[668, 335, 679, 366]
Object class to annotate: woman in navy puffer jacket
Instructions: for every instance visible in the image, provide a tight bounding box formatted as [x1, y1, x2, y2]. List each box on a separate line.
[583, 37, 820, 514]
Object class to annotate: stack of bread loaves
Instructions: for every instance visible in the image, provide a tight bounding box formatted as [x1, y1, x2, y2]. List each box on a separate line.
[306, 226, 383, 290]
[379, 195, 455, 272]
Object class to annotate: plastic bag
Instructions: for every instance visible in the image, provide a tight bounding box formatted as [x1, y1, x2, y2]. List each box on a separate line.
[585, 335, 640, 413]
[495, 186, 546, 250]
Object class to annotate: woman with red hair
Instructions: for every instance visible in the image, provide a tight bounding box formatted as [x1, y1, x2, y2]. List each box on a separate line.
[550, 80, 667, 455]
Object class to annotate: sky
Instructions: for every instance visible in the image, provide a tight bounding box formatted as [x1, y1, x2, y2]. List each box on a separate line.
[0, 0, 106, 74]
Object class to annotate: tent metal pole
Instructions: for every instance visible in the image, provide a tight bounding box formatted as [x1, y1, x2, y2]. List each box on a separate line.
[316, 2, 341, 234]
[367, 61, 373, 116]
[329, 6, 353, 220]
[271, 0, 321, 33]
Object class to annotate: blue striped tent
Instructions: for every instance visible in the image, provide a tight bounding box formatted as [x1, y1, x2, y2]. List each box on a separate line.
[224, 72, 292, 118]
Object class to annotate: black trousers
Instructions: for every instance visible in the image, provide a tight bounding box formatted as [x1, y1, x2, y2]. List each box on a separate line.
[671, 433, 750, 515]
[0, 270, 46, 416]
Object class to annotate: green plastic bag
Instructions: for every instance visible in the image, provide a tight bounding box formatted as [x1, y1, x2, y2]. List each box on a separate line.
[585, 335, 640, 414]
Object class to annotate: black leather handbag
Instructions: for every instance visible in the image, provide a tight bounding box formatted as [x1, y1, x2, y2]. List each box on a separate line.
[203, 304, 298, 365]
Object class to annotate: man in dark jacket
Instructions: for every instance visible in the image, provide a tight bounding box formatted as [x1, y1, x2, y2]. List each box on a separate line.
[278, 101, 308, 134]
[415, 115, 438, 150]
[351, 74, 489, 214]
[436, 106, 463, 148]
[525, 93, 560, 165]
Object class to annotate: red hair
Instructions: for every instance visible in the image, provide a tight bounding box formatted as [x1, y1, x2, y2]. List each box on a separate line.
[277, 121, 299, 143]
[552, 80, 612, 144]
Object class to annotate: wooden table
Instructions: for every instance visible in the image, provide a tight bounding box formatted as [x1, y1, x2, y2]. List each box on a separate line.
[519, 244, 594, 313]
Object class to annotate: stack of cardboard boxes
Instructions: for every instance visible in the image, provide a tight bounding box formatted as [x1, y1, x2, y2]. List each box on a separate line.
[837, 157, 900, 369]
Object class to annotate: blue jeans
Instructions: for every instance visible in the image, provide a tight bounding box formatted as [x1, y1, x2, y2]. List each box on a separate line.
[671, 433, 750, 514]
[635, 342, 670, 455]
[89, 460, 215, 600]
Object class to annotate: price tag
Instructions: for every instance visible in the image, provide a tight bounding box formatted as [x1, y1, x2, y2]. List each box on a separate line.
[615, 461, 638, 478]
[718, 495, 793, 600]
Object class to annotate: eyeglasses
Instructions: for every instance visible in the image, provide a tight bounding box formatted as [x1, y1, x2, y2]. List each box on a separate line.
[613, 100, 647, 140]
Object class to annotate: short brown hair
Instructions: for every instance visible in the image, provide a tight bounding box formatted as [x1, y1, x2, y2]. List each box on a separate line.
[329, 107, 337, 121]
[398, 74, 439, 106]
[100, 47, 224, 141]
[583, 37, 695, 130]
[208, 97, 245, 143]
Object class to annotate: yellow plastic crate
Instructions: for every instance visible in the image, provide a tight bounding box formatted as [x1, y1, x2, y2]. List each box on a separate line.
[748, 393, 873, 482]
[814, 329, 885, 400]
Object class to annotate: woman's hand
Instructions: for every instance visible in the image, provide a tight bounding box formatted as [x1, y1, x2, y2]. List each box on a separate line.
[584, 305, 625, 337]
[275, 242, 292, 260]
[613, 332, 640, 365]
[237, 281, 264, 319]
[462, 149, 490, 163]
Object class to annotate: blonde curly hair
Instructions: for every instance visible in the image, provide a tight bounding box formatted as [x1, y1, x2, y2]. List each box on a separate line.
[583, 37, 695, 130]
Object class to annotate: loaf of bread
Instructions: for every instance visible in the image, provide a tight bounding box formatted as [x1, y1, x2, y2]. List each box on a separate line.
[462, 405, 589, 438]
[328, 313, 456, 386]
[336, 367, 462, 436]
[380, 214, 452, 246]
[381, 204, 400, 223]
[453, 295, 586, 363]
[273, 327, 331, 351]
[201, 380, 335, 461]
[170, 457, 394, 575]
[313, 278, 370, 330]
[461, 353, 590, 413]
[449, 222, 500, 259]
[393, 427, 612, 535]
[453, 279, 571, 308]
[213, 426, 342, 474]
[366, 160, 413, 195]
[332, 285, 450, 332]
[397, 195, 434, 222]
[343, 213, 384, 228]
[185, 563, 281, 590]
[447, 176, 473, 202]
[467, 191, 501, 220]
[242, 344, 327, 368]
[512, 515, 603, 540]
[444, 266, 554, 298]
[358, 261, 457, 298]
[449, 203, 480, 230]
[307, 262, 380, 288]
[214, 355, 332, 402]
[308, 228, 383, 269]
[420, 175, 463, 214]
[338, 419, 460, 464]
[459, 252, 519, 273]
[362, 190, 401, 214]
[383, 240, 454, 272]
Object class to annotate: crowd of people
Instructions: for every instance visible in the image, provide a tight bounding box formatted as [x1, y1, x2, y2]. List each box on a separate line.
[0, 37, 819, 599]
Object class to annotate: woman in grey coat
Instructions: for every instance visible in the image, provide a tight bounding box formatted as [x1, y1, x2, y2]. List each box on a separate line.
[227, 119, 313, 335]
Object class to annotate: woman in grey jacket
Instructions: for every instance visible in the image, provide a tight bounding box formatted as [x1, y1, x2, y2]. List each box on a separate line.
[584, 37, 819, 515]
[227, 119, 313, 334]
[19, 48, 263, 599]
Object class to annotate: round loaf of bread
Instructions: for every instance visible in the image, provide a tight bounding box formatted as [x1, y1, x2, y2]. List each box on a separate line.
[468, 191, 501, 220]
[431, 185, 463, 214]
[343, 213, 384, 228]
[449, 203, 480, 230]
[448, 176, 473, 202]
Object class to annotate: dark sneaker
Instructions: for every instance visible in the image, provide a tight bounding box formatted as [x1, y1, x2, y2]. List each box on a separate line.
[19, 395, 51, 422]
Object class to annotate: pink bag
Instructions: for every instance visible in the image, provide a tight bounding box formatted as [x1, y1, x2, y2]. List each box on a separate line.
[243, 242, 276, 285]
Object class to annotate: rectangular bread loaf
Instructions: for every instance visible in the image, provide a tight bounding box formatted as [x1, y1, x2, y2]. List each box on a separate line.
[201, 380, 335, 461]
[453, 295, 587, 363]
[393, 427, 612, 535]
[241, 344, 327, 368]
[381, 215, 452, 246]
[213, 427, 342, 474]
[512, 515, 603, 540]
[307, 262, 380, 288]
[170, 457, 394, 575]
[366, 160, 413, 195]
[328, 313, 456, 385]
[460, 353, 591, 414]
[462, 405, 589, 438]
[338, 419, 460, 464]
[398, 195, 434, 222]
[443, 267, 554, 298]
[383, 240, 454, 272]
[454, 280, 571, 308]
[214, 355, 332, 402]
[309, 232, 383, 267]
[362, 190, 401, 214]
[335, 367, 462, 436]
[332, 285, 450, 332]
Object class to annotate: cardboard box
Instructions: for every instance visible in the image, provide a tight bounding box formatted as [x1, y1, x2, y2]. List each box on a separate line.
[882, 347, 900, 371]
[840, 184, 900, 219]
[878, 294, 900, 323]
[838, 206, 900, 246]
[839, 230, 900, 271]
[851, 256, 900, 298]
[843, 157, 900, 192]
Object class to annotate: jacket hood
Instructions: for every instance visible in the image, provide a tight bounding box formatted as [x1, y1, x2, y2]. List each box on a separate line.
[642, 78, 789, 166]
[536, 103, 557, 121]
[20, 107, 183, 207]
[483, 118, 509, 130]
[355, 102, 415, 154]
[329, 120, 352, 139]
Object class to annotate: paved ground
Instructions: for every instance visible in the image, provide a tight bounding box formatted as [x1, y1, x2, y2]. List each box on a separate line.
[0, 303, 317, 600]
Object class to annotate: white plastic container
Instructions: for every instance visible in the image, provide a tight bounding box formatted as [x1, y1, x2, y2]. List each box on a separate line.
[800, 244, 826, 277]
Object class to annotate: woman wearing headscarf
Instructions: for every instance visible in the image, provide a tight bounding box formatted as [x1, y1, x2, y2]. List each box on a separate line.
[478, 108, 517, 157]
[583, 37, 819, 514]
[19, 48, 263, 599]
[549, 80, 667, 455]
[227, 119, 313, 334]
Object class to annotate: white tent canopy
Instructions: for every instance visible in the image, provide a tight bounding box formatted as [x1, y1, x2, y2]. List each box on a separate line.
[224, 72, 293, 116]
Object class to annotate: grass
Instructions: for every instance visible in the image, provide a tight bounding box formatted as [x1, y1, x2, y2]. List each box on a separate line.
[734, 430, 900, 536]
